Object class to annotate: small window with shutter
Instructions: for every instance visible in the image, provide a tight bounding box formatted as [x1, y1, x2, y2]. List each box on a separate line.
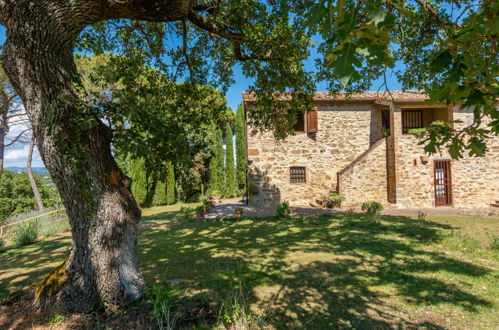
[289, 108, 319, 134]
[290, 166, 306, 183]
[307, 108, 318, 133]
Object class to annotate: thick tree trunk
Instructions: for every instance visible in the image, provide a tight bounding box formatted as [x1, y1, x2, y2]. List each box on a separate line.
[27, 137, 45, 213]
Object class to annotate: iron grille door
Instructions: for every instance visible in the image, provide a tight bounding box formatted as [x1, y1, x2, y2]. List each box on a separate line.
[434, 160, 452, 206]
[402, 110, 423, 134]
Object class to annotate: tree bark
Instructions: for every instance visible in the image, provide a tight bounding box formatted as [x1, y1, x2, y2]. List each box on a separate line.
[27, 136, 45, 213]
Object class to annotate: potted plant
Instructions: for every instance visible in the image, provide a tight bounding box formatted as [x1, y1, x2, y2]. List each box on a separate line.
[235, 208, 244, 218]
[211, 190, 222, 205]
[195, 205, 205, 220]
[275, 202, 292, 218]
[328, 193, 345, 208]
[203, 200, 213, 212]
[361, 201, 383, 222]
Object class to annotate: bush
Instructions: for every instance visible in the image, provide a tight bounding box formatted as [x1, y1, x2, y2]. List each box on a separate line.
[326, 193, 345, 208]
[0, 236, 5, 251]
[361, 201, 383, 222]
[211, 190, 221, 197]
[179, 206, 195, 219]
[196, 205, 205, 213]
[275, 202, 291, 218]
[407, 128, 427, 137]
[13, 219, 39, 246]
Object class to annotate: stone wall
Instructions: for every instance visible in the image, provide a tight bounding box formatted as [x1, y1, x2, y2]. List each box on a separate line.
[247, 102, 380, 206]
[337, 138, 388, 207]
[393, 109, 499, 208]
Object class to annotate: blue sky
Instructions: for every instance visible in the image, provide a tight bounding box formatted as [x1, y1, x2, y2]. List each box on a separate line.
[1, 23, 403, 168]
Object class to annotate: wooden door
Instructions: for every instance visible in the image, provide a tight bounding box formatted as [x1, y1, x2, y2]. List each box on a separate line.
[434, 160, 452, 206]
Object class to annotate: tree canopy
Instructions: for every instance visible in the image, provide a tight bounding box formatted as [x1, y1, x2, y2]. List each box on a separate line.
[75, 0, 497, 157]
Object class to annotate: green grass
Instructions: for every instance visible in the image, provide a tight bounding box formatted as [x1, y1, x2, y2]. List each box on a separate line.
[1, 204, 498, 329]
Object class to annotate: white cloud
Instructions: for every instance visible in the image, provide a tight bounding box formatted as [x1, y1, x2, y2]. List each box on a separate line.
[4, 143, 44, 167]
[5, 145, 29, 160]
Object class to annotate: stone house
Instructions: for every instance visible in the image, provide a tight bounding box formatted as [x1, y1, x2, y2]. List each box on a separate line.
[243, 91, 499, 209]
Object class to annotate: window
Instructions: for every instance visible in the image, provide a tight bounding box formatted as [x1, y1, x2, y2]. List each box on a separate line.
[290, 166, 306, 183]
[402, 110, 423, 134]
[292, 113, 305, 132]
[290, 108, 319, 133]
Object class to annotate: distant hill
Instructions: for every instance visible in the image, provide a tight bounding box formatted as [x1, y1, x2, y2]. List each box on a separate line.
[5, 166, 50, 177]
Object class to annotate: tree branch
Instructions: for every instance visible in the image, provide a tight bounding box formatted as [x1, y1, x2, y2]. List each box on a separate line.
[4, 128, 30, 146]
[187, 12, 273, 61]
[187, 12, 243, 42]
[412, 0, 463, 28]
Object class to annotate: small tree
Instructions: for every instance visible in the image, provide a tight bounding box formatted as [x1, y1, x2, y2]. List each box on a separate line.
[224, 125, 237, 198]
[235, 104, 246, 195]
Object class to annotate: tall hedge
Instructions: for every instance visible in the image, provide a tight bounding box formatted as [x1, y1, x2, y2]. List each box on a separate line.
[235, 104, 246, 194]
[130, 157, 148, 206]
[209, 123, 225, 195]
[224, 125, 237, 198]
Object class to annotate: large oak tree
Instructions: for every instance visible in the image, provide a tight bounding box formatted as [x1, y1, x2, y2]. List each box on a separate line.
[0, 0, 496, 312]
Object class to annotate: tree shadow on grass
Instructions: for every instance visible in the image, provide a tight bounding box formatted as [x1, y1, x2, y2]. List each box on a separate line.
[0, 236, 71, 294]
[138, 212, 494, 329]
[0, 211, 495, 329]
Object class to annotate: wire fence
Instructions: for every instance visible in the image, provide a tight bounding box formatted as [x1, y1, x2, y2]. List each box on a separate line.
[0, 208, 69, 243]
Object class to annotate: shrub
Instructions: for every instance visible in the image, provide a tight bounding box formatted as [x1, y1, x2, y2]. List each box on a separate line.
[196, 205, 205, 213]
[0, 236, 5, 251]
[327, 193, 345, 208]
[211, 190, 221, 197]
[179, 206, 195, 219]
[13, 219, 39, 246]
[275, 202, 291, 218]
[361, 201, 383, 222]
[407, 128, 427, 137]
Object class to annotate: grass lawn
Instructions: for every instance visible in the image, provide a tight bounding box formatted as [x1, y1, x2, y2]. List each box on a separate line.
[1, 204, 498, 329]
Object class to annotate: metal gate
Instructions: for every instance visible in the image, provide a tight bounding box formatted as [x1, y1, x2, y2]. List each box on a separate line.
[434, 160, 452, 206]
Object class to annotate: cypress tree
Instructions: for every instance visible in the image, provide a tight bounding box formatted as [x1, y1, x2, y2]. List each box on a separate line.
[209, 123, 225, 195]
[166, 161, 175, 204]
[130, 157, 148, 206]
[235, 104, 246, 194]
[152, 178, 167, 206]
[225, 124, 237, 198]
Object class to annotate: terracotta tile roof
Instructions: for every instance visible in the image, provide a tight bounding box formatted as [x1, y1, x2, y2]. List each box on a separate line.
[242, 90, 428, 103]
